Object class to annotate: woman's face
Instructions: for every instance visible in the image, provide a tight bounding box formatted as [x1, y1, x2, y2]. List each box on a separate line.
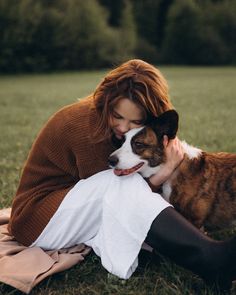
[109, 98, 145, 139]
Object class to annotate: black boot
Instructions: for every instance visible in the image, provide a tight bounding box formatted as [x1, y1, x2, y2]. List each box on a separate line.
[145, 207, 236, 291]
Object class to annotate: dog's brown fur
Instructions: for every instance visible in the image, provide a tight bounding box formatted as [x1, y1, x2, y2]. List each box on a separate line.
[132, 128, 166, 167]
[167, 152, 236, 230]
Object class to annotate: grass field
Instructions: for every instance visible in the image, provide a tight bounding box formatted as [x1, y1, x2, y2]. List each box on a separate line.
[0, 67, 236, 294]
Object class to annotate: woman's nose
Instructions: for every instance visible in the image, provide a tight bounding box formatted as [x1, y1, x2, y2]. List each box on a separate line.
[119, 121, 130, 133]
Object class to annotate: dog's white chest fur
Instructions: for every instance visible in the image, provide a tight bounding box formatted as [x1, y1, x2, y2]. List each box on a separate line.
[162, 181, 172, 202]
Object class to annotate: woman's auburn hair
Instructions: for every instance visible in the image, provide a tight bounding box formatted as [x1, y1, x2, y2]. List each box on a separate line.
[93, 59, 173, 142]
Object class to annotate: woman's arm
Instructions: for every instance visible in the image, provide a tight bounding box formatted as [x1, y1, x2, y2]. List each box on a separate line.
[148, 135, 184, 188]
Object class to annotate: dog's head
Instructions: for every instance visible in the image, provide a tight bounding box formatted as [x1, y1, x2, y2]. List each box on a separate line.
[108, 110, 179, 177]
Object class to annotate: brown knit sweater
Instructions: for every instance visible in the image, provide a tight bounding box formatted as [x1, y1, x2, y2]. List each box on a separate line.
[8, 96, 115, 246]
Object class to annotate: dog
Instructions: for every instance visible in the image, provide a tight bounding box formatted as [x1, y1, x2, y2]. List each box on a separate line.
[108, 110, 236, 230]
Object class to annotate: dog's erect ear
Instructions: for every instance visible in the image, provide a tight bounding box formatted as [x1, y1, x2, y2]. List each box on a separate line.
[150, 110, 179, 140]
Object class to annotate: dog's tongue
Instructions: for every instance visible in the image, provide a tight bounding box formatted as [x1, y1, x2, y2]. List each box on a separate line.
[114, 162, 144, 176]
[114, 169, 124, 176]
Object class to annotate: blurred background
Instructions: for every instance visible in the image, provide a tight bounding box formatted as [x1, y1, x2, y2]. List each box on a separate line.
[0, 0, 235, 73]
[0, 3, 236, 293]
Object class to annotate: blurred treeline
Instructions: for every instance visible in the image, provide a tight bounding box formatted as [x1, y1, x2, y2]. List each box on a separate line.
[0, 0, 235, 73]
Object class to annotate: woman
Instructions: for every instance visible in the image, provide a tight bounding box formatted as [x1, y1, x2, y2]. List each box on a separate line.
[9, 59, 236, 290]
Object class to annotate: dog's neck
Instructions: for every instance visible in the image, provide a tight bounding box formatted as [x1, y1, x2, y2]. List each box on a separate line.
[167, 140, 202, 180]
[162, 140, 202, 202]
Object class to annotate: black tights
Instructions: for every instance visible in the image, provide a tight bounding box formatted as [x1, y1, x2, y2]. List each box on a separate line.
[145, 207, 236, 290]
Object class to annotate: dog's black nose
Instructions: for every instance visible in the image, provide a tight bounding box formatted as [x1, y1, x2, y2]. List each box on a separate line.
[108, 155, 119, 167]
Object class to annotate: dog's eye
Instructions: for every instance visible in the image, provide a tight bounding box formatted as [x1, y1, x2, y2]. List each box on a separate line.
[134, 142, 147, 148]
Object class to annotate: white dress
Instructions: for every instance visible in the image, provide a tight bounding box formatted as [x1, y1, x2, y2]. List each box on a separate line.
[31, 169, 171, 279]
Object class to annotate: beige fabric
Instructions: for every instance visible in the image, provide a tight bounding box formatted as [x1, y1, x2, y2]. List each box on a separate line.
[0, 208, 91, 294]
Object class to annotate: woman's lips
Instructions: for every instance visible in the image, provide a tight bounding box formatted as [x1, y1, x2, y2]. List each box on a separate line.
[116, 133, 123, 137]
[114, 130, 124, 138]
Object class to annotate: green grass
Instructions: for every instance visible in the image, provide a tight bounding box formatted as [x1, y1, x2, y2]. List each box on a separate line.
[0, 67, 236, 294]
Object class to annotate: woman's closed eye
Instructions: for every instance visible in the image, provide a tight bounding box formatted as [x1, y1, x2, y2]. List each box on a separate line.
[112, 111, 144, 125]
[131, 120, 144, 126]
[112, 112, 123, 119]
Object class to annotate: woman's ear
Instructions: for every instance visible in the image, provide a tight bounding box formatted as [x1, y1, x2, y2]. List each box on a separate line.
[150, 110, 179, 140]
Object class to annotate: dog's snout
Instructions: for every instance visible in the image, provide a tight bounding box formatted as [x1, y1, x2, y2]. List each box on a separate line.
[108, 155, 119, 167]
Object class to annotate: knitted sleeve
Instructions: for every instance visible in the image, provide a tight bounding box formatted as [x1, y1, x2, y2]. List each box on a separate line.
[17, 105, 81, 196]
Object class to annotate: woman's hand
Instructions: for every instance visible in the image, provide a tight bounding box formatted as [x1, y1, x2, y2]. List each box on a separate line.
[149, 136, 184, 188]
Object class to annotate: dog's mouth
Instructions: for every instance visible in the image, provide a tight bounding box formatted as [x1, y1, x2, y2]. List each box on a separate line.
[114, 162, 144, 176]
